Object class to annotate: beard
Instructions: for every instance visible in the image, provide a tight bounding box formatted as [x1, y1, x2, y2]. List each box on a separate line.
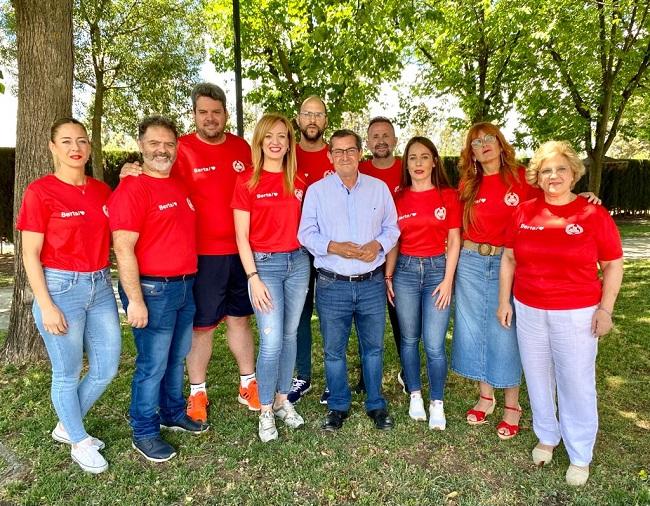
[144, 153, 174, 173]
[371, 143, 391, 158]
[300, 124, 324, 142]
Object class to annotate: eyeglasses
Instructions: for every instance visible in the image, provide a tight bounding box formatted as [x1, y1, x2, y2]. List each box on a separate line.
[299, 111, 326, 120]
[470, 134, 497, 149]
[539, 166, 570, 178]
[331, 147, 359, 158]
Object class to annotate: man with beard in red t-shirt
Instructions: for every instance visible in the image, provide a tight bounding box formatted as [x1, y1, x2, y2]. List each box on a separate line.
[358, 117, 407, 396]
[288, 96, 335, 405]
[120, 84, 259, 424]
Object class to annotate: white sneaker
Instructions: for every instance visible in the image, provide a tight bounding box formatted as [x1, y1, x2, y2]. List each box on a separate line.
[52, 422, 105, 450]
[273, 400, 305, 428]
[70, 438, 108, 474]
[429, 400, 446, 430]
[409, 394, 427, 421]
[258, 410, 278, 442]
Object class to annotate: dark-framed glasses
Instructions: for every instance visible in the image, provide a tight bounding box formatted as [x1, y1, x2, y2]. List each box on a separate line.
[331, 147, 359, 158]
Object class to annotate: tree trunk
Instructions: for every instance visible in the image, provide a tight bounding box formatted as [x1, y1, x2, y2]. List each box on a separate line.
[91, 81, 105, 181]
[587, 152, 604, 195]
[2, 0, 74, 363]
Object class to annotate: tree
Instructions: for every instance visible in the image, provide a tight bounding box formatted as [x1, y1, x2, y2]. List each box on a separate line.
[517, 0, 650, 194]
[408, 0, 536, 126]
[74, 0, 204, 180]
[2, 0, 73, 362]
[205, 0, 411, 126]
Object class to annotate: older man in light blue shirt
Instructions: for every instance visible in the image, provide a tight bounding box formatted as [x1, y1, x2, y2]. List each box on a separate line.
[298, 129, 399, 432]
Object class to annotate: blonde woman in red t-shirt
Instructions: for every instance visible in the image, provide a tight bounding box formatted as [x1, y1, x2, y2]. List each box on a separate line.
[498, 141, 623, 486]
[232, 113, 310, 442]
[17, 118, 121, 473]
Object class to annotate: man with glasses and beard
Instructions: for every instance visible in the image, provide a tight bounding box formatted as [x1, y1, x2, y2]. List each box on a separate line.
[358, 117, 407, 395]
[288, 96, 335, 405]
[110, 116, 207, 463]
[298, 129, 400, 432]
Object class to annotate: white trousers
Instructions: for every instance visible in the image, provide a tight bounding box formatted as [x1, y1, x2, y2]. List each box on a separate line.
[514, 299, 599, 466]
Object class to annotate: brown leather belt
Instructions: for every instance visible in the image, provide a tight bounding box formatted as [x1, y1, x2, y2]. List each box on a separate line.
[463, 239, 503, 256]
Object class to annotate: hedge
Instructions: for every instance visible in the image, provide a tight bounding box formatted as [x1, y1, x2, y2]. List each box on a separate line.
[1, 150, 648, 242]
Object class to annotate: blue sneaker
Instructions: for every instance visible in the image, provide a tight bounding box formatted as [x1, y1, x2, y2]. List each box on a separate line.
[319, 387, 330, 405]
[160, 415, 209, 434]
[132, 437, 176, 463]
[287, 376, 312, 404]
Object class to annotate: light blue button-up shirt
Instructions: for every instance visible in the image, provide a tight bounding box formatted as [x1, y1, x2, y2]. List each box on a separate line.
[298, 172, 400, 276]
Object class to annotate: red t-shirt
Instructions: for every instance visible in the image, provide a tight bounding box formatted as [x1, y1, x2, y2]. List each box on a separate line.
[231, 170, 307, 252]
[505, 196, 622, 310]
[172, 132, 252, 255]
[108, 174, 197, 277]
[395, 187, 462, 256]
[462, 167, 541, 245]
[359, 158, 402, 198]
[16, 174, 111, 272]
[296, 144, 334, 186]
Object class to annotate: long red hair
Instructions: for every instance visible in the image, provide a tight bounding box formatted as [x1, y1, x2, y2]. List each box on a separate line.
[458, 122, 520, 230]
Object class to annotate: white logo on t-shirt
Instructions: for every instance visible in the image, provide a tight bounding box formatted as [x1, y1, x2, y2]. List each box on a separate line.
[186, 198, 195, 211]
[520, 223, 544, 231]
[565, 224, 584, 235]
[504, 192, 520, 206]
[294, 189, 304, 202]
[256, 192, 279, 199]
[434, 207, 447, 220]
[60, 210, 85, 218]
[393, 185, 401, 194]
[193, 165, 216, 173]
[398, 212, 416, 221]
[323, 170, 335, 178]
[474, 197, 487, 204]
[158, 201, 178, 211]
[232, 160, 245, 173]
[102, 205, 109, 217]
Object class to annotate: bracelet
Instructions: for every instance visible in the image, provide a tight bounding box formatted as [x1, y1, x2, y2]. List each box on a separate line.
[246, 271, 259, 280]
[597, 306, 612, 317]
[384, 275, 393, 280]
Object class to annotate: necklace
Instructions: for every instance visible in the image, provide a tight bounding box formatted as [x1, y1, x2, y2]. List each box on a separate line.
[74, 178, 88, 195]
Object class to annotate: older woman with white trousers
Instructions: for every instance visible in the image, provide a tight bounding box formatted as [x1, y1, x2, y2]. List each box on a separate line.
[498, 140, 623, 486]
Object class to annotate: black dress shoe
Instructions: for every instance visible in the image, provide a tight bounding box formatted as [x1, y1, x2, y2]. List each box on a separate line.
[322, 410, 349, 432]
[160, 414, 209, 434]
[367, 409, 394, 431]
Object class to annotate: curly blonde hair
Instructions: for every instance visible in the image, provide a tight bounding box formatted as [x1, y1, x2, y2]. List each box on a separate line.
[526, 140, 585, 190]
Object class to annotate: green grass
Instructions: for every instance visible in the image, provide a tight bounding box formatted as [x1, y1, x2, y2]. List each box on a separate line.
[616, 219, 650, 239]
[0, 269, 648, 505]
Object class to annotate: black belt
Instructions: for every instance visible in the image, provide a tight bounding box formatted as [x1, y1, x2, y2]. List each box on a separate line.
[140, 273, 196, 282]
[317, 265, 383, 282]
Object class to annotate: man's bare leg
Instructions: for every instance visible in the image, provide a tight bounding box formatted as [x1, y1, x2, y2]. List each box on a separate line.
[226, 315, 255, 374]
[187, 328, 215, 384]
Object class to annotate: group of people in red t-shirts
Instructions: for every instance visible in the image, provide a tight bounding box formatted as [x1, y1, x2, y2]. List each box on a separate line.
[18, 84, 623, 487]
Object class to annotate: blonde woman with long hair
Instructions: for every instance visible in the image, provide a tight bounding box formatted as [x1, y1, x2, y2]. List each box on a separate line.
[232, 113, 310, 442]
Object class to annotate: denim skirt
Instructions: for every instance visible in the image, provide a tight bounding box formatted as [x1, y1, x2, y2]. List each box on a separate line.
[451, 248, 522, 388]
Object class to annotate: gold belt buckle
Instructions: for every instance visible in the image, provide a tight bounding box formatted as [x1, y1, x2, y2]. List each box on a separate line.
[477, 243, 493, 256]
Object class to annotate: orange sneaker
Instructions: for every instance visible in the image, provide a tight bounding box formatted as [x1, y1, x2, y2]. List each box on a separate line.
[238, 379, 261, 411]
[186, 391, 209, 423]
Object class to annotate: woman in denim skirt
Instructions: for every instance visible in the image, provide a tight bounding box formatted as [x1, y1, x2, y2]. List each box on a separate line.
[451, 122, 539, 439]
[16, 118, 121, 473]
[232, 113, 310, 442]
[384, 137, 461, 430]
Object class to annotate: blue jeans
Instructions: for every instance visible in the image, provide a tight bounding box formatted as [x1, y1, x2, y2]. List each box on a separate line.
[33, 267, 121, 443]
[316, 270, 387, 412]
[295, 256, 316, 379]
[118, 278, 195, 441]
[252, 248, 310, 405]
[393, 254, 450, 400]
